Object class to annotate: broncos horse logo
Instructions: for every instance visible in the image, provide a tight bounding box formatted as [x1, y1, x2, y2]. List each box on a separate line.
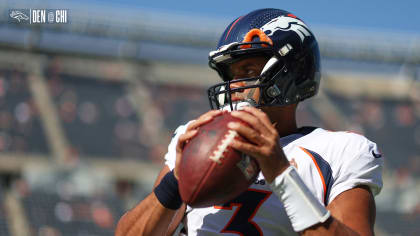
[260, 16, 313, 42]
[10, 10, 29, 22]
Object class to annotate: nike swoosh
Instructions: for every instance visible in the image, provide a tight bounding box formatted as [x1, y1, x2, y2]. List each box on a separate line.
[371, 150, 382, 158]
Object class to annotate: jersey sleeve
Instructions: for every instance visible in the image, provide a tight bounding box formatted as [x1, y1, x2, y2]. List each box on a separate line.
[328, 135, 383, 204]
[163, 122, 191, 170]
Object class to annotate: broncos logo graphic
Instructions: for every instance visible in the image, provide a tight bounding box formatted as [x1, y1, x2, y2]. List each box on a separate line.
[10, 10, 29, 22]
[261, 16, 313, 42]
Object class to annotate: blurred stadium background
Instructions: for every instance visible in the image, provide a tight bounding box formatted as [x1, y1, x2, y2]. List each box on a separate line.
[0, 1, 419, 235]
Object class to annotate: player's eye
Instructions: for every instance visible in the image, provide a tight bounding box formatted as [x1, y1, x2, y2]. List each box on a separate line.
[244, 66, 262, 77]
[246, 69, 255, 75]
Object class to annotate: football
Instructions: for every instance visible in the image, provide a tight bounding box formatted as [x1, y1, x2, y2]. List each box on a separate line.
[178, 111, 260, 208]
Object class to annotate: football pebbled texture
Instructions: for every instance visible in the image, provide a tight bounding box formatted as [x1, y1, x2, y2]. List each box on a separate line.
[178, 111, 260, 208]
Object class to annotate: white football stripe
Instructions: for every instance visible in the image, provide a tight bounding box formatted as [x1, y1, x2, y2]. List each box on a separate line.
[209, 129, 238, 164]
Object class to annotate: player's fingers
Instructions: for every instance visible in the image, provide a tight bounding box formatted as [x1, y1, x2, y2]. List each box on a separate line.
[174, 153, 181, 179]
[177, 130, 198, 151]
[241, 106, 276, 134]
[229, 139, 261, 159]
[230, 110, 271, 135]
[178, 129, 198, 143]
[228, 122, 266, 146]
[198, 109, 223, 122]
[186, 118, 210, 131]
[175, 130, 197, 179]
[187, 110, 223, 131]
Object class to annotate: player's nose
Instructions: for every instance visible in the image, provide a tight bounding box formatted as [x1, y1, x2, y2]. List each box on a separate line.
[229, 80, 247, 101]
[229, 80, 246, 91]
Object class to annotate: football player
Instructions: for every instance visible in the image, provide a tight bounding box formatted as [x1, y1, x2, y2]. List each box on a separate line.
[116, 8, 383, 236]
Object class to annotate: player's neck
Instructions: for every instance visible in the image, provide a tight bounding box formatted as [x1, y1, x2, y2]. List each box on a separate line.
[274, 118, 298, 137]
[262, 104, 298, 137]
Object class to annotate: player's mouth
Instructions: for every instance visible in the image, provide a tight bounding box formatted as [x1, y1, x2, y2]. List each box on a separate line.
[231, 92, 245, 102]
[220, 99, 257, 111]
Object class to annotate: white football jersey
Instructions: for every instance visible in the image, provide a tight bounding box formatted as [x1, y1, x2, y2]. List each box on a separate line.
[164, 124, 383, 235]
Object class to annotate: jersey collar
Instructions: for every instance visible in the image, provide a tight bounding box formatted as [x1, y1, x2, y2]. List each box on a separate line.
[279, 126, 317, 147]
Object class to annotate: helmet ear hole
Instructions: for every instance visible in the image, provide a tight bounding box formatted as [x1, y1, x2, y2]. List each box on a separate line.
[266, 85, 282, 98]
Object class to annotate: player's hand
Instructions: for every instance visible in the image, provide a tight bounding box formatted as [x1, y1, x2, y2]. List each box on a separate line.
[174, 110, 223, 179]
[227, 107, 290, 183]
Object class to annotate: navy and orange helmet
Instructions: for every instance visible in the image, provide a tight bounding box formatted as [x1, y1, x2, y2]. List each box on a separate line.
[208, 8, 321, 110]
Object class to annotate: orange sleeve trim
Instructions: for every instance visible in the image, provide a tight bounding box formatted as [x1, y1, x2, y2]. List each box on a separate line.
[299, 146, 327, 203]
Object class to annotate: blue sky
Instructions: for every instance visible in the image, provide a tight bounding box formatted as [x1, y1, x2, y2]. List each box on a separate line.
[90, 0, 420, 34]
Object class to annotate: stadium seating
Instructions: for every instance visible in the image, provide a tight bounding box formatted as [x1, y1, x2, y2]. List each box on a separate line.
[376, 211, 420, 235]
[21, 191, 125, 236]
[325, 92, 420, 172]
[0, 186, 11, 236]
[45, 72, 148, 159]
[148, 82, 209, 132]
[0, 69, 49, 154]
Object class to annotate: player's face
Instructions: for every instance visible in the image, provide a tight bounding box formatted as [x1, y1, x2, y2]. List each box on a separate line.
[228, 56, 268, 104]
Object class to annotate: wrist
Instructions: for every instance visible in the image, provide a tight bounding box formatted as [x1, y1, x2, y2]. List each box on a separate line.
[262, 159, 290, 183]
[269, 166, 330, 231]
[153, 170, 183, 210]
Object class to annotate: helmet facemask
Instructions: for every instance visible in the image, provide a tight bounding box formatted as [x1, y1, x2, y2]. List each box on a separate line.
[208, 41, 296, 110]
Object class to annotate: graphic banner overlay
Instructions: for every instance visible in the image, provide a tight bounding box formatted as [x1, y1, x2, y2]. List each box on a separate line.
[9, 9, 69, 24]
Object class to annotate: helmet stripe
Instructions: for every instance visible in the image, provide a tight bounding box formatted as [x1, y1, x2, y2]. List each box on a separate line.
[225, 16, 243, 41]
